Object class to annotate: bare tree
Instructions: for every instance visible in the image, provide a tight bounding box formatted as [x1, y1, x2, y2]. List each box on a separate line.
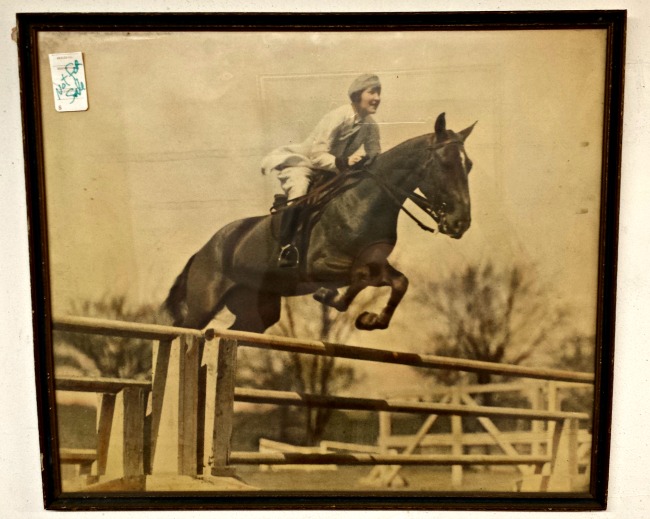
[54, 296, 155, 380]
[413, 262, 567, 404]
[554, 334, 595, 418]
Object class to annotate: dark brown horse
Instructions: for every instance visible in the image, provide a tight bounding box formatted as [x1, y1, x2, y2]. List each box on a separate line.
[161, 113, 476, 333]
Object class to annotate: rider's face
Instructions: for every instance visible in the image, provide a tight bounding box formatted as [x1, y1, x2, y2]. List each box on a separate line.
[356, 87, 381, 117]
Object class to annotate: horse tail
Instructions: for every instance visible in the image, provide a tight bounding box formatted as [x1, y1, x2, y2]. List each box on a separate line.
[159, 253, 196, 326]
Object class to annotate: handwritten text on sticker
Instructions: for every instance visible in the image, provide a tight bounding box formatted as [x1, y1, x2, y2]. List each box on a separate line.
[49, 52, 88, 112]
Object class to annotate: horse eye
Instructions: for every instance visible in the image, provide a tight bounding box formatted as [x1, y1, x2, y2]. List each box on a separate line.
[466, 158, 473, 173]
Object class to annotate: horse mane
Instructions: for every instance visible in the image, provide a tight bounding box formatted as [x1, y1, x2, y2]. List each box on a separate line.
[364, 132, 435, 179]
[381, 132, 432, 157]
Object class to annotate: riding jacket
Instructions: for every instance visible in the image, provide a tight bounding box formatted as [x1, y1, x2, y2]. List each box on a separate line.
[261, 104, 381, 176]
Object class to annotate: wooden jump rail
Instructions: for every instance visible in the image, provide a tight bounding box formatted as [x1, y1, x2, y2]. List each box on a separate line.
[54, 315, 593, 384]
[52, 315, 593, 491]
[229, 452, 553, 466]
[53, 315, 206, 340]
[233, 387, 589, 422]
[56, 376, 151, 394]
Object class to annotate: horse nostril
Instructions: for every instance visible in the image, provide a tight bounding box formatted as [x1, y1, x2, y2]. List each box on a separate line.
[454, 219, 470, 233]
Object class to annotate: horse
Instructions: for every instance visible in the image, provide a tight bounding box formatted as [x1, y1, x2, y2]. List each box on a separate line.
[161, 113, 476, 334]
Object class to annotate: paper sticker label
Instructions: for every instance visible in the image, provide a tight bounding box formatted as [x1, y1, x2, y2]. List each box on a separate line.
[49, 52, 88, 112]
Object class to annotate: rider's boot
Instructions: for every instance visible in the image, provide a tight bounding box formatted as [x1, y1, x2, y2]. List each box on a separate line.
[277, 205, 302, 268]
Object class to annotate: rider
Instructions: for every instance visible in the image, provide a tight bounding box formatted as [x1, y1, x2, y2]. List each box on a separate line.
[261, 73, 382, 268]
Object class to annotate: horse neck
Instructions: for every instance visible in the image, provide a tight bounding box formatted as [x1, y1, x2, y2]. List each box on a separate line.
[314, 137, 430, 252]
[341, 136, 429, 236]
[370, 136, 429, 198]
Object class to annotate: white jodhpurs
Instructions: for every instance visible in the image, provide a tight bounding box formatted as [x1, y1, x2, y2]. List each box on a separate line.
[276, 165, 313, 200]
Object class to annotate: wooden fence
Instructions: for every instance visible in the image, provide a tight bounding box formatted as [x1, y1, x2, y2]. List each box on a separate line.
[359, 380, 592, 489]
[52, 315, 593, 492]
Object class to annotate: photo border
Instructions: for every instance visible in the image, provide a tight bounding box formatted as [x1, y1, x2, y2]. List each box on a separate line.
[17, 10, 625, 511]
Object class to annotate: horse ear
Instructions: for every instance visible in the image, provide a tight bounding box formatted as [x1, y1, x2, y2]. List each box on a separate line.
[458, 121, 478, 142]
[434, 113, 447, 139]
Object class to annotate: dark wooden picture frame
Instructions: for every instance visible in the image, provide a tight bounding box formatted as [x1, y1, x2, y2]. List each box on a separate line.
[18, 11, 625, 511]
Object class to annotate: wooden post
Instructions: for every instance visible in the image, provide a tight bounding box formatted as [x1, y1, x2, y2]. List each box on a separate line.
[378, 411, 393, 480]
[149, 339, 172, 473]
[359, 410, 392, 485]
[122, 386, 146, 478]
[546, 381, 558, 454]
[529, 383, 544, 457]
[211, 338, 238, 477]
[566, 418, 579, 484]
[96, 393, 116, 476]
[378, 411, 391, 451]
[450, 386, 463, 488]
[149, 337, 190, 475]
[200, 338, 218, 474]
[196, 363, 208, 475]
[178, 335, 202, 476]
[546, 418, 579, 491]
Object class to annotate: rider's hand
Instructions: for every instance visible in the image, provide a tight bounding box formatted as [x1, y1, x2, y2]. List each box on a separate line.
[335, 156, 349, 172]
[335, 153, 367, 172]
[348, 154, 364, 167]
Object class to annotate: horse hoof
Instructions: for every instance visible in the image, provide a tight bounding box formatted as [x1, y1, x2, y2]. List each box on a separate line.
[355, 311, 388, 331]
[313, 287, 334, 305]
[313, 287, 347, 311]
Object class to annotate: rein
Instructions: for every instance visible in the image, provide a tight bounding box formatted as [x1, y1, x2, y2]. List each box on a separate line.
[370, 173, 439, 233]
[368, 137, 465, 234]
[270, 137, 463, 235]
[269, 171, 361, 213]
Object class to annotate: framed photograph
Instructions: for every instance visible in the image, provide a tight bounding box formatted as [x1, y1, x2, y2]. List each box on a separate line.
[18, 11, 625, 511]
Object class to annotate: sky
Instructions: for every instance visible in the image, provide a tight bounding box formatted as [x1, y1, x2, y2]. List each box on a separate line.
[37, 28, 607, 394]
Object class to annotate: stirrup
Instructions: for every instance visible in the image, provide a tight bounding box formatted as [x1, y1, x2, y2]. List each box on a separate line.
[278, 244, 299, 268]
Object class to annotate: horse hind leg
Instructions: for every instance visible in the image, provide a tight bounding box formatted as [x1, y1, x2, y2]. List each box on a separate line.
[179, 273, 230, 330]
[225, 287, 281, 334]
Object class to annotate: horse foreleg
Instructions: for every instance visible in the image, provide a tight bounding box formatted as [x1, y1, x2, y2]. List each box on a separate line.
[355, 265, 409, 331]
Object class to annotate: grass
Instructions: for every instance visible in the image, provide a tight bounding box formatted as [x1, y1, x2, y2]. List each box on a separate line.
[234, 465, 520, 492]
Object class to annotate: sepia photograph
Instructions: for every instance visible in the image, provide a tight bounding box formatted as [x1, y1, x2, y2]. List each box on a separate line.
[17, 11, 623, 510]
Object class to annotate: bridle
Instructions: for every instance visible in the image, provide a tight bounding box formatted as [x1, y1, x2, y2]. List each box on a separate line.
[369, 137, 466, 234]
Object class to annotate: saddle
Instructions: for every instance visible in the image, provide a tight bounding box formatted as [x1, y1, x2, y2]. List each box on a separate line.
[270, 170, 365, 269]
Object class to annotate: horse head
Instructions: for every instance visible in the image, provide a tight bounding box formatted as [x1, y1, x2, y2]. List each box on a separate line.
[417, 113, 476, 239]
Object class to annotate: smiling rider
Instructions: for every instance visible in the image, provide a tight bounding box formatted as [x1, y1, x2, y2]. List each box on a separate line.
[261, 73, 383, 268]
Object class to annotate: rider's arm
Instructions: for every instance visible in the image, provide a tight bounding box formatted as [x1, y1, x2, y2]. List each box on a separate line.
[340, 120, 382, 171]
[308, 107, 349, 173]
[364, 118, 381, 159]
